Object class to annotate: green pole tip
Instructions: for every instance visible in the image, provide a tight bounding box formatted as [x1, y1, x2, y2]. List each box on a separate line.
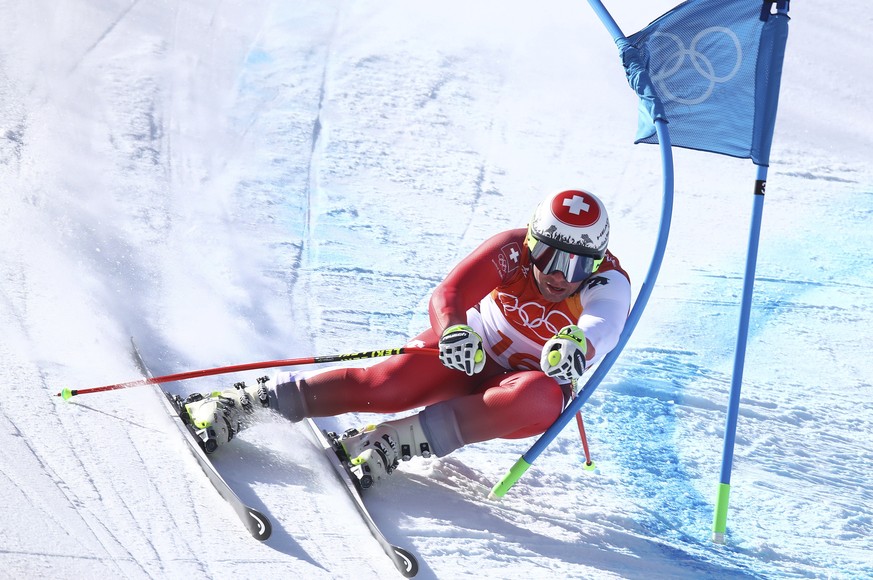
[61, 388, 74, 400]
[584, 460, 597, 472]
[489, 457, 532, 500]
[712, 482, 731, 543]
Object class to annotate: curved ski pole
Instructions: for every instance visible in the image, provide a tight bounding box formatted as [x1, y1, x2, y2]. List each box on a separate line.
[56, 345, 439, 400]
[489, 0, 676, 499]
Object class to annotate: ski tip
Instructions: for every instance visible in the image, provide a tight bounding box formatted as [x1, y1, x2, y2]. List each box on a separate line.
[392, 546, 419, 578]
[246, 508, 272, 541]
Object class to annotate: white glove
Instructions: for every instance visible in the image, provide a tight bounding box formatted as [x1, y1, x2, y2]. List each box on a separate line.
[439, 324, 486, 376]
[540, 325, 588, 383]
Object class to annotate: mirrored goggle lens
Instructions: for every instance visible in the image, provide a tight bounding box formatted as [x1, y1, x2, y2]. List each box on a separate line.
[529, 240, 602, 283]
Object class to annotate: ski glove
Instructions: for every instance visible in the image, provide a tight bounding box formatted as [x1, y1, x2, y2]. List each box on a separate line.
[540, 325, 588, 383]
[438, 324, 486, 376]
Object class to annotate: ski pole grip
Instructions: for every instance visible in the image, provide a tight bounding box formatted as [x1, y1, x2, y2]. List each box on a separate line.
[489, 457, 531, 499]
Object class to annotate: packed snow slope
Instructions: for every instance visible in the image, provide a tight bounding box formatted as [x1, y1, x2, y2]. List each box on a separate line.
[1, 1, 871, 578]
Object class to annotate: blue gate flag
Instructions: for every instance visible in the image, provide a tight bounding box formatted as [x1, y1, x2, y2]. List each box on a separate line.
[626, 0, 789, 164]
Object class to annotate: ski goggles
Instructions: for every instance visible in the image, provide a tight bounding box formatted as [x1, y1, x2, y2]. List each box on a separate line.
[526, 233, 603, 283]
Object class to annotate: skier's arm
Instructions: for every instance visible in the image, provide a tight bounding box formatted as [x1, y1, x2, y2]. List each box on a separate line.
[575, 269, 631, 365]
[429, 229, 523, 334]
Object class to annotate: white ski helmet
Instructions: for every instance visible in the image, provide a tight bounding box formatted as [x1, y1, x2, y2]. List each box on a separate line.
[526, 189, 609, 282]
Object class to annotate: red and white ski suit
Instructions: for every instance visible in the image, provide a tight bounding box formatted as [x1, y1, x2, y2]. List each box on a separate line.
[297, 228, 630, 453]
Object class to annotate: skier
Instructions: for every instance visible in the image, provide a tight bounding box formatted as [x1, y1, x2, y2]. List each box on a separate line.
[185, 189, 631, 487]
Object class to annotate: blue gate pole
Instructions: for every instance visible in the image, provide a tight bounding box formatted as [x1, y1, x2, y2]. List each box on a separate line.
[712, 0, 790, 544]
[489, 0, 675, 498]
[712, 168, 766, 543]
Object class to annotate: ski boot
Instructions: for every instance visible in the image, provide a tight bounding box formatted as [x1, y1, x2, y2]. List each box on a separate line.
[183, 376, 271, 454]
[338, 414, 432, 489]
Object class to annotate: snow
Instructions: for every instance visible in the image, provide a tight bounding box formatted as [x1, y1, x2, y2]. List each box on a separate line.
[1, 0, 871, 578]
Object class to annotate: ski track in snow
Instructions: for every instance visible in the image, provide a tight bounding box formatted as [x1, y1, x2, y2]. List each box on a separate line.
[1, 0, 872, 578]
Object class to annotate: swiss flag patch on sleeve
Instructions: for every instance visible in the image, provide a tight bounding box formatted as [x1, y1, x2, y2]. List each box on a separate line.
[497, 242, 522, 276]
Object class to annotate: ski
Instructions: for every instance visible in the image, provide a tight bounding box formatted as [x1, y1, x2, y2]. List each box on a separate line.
[130, 339, 272, 541]
[129, 338, 415, 571]
[304, 418, 420, 578]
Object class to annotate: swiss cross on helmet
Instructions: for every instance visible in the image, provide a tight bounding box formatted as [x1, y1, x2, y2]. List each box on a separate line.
[526, 190, 610, 283]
